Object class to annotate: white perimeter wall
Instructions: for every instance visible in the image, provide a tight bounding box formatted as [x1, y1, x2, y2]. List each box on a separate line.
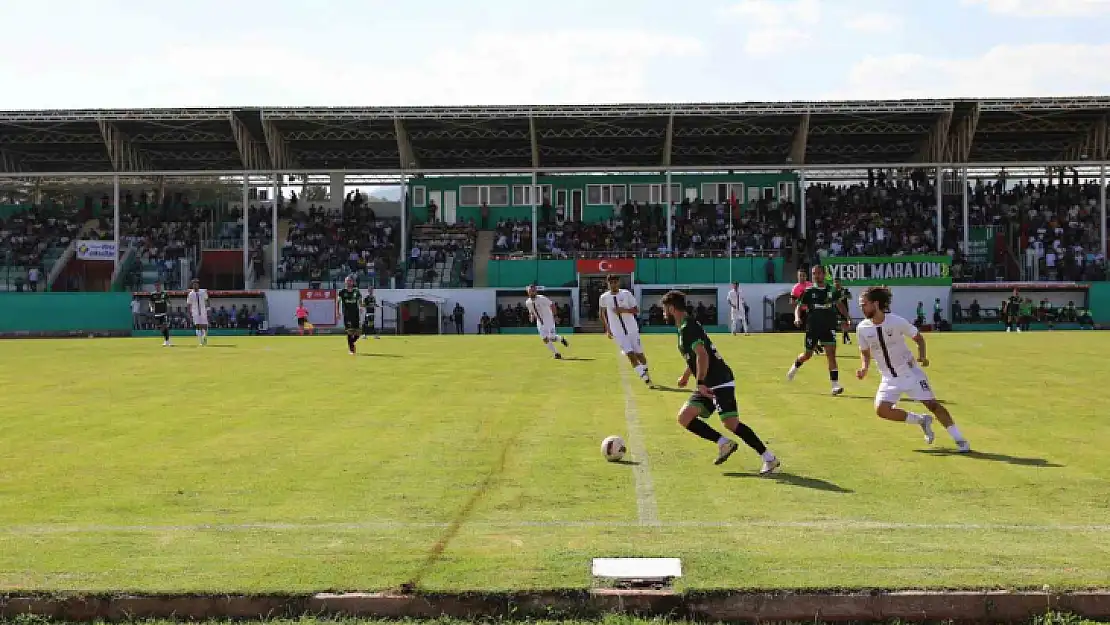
[265, 284, 951, 334]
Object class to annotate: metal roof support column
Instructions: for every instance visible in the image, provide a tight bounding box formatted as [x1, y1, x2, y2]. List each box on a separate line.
[531, 171, 538, 256]
[0, 148, 22, 173]
[666, 169, 673, 253]
[272, 173, 280, 290]
[1101, 164, 1107, 259]
[799, 170, 807, 238]
[529, 116, 540, 169]
[917, 110, 952, 162]
[949, 103, 980, 163]
[789, 112, 810, 164]
[662, 112, 674, 168]
[230, 113, 269, 170]
[261, 119, 298, 170]
[935, 168, 943, 252]
[400, 172, 408, 263]
[961, 167, 969, 256]
[113, 174, 121, 272]
[98, 120, 154, 172]
[394, 119, 419, 169]
[242, 176, 250, 289]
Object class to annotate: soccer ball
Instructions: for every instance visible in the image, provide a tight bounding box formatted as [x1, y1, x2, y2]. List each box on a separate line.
[601, 435, 626, 462]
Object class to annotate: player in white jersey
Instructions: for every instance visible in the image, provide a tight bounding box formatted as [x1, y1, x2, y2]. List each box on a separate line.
[855, 286, 970, 452]
[598, 274, 652, 386]
[525, 284, 569, 358]
[726, 282, 750, 335]
[185, 278, 210, 346]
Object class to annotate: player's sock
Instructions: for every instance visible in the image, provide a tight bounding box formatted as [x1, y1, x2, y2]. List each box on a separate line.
[685, 419, 723, 444]
[760, 450, 776, 462]
[904, 412, 925, 424]
[830, 369, 840, 386]
[794, 359, 804, 369]
[545, 342, 559, 355]
[946, 424, 966, 442]
[729, 421, 768, 454]
[161, 328, 170, 342]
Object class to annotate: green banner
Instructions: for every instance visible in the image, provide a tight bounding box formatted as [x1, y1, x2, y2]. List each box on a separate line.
[821, 255, 952, 286]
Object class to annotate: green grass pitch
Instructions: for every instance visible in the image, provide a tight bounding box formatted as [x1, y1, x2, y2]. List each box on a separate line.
[1, 330, 1108, 593]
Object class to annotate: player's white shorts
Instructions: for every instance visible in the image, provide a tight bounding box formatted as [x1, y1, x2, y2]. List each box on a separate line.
[191, 313, 209, 326]
[875, 366, 936, 407]
[536, 321, 557, 341]
[612, 330, 643, 354]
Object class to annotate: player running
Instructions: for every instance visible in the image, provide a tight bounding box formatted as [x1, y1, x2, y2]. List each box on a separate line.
[726, 282, 750, 336]
[599, 274, 652, 386]
[661, 290, 779, 473]
[855, 286, 970, 452]
[185, 279, 210, 346]
[336, 275, 363, 355]
[834, 278, 852, 344]
[526, 284, 569, 359]
[149, 281, 172, 347]
[361, 287, 380, 340]
[787, 265, 848, 395]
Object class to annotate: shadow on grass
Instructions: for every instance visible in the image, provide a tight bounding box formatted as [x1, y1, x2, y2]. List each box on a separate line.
[724, 471, 854, 493]
[359, 353, 404, 358]
[559, 356, 596, 362]
[798, 391, 957, 406]
[650, 386, 691, 394]
[610, 459, 641, 466]
[913, 448, 1063, 467]
[204, 344, 236, 348]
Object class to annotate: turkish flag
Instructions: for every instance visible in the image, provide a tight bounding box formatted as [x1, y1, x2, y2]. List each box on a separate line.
[576, 258, 636, 274]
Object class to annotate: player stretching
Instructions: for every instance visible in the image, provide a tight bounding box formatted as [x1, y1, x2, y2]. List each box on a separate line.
[526, 284, 569, 359]
[336, 275, 363, 355]
[1005, 288, 1022, 332]
[855, 286, 970, 452]
[599, 274, 652, 386]
[662, 291, 779, 473]
[787, 265, 847, 395]
[150, 281, 172, 347]
[186, 279, 210, 346]
[362, 287, 380, 340]
[727, 282, 750, 336]
[834, 278, 852, 344]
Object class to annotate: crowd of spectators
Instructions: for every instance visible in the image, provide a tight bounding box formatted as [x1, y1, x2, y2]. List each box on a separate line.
[0, 206, 83, 290]
[407, 223, 476, 287]
[277, 194, 401, 289]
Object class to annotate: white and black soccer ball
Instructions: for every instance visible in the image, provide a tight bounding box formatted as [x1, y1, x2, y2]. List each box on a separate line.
[601, 435, 626, 462]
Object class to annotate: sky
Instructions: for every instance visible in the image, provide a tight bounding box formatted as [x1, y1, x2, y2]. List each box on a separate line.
[2, 0, 1109, 108]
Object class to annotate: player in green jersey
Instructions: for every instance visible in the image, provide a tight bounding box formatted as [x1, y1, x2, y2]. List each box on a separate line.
[787, 265, 849, 395]
[361, 287, 380, 340]
[662, 290, 779, 474]
[335, 275, 364, 355]
[833, 278, 852, 345]
[149, 281, 172, 346]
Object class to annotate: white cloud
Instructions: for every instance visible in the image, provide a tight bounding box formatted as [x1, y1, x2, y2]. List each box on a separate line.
[827, 44, 1110, 99]
[0, 30, 706, 108]
[723, 0, 822, 56]
[961, 0, 1110, 16]
[844, 12, 903, 33]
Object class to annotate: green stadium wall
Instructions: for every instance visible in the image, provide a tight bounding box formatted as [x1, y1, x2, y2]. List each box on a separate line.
[486, 257, 783, 287]
[405, 173, 799, 224]
[0, 292, 133, 333]
[1088, 282, 1110, 323]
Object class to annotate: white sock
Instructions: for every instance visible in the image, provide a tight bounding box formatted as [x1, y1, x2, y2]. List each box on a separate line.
[717, 436, 731, 446]
[904, 412, 925, 425]
[946, 424, 965, 441]
[635, 364, 646, 377]
[553, 334, 562, 342]
[195, 329, 202, 339]
[761, 450, 776, 462]
[545, 342, 558, 354]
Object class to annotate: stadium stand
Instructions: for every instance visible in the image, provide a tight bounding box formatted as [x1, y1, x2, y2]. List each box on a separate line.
[277, 205, 401, 289]
[406, 223, 476, 288]
[0, 205, 82, 292]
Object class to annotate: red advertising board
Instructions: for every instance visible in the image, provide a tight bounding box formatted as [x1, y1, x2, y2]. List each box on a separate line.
[299, 289, 337, 326]
[575, 258, 636, 275]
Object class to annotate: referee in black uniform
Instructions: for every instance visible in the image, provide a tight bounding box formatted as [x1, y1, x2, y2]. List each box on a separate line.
[150, 281, 172, 346]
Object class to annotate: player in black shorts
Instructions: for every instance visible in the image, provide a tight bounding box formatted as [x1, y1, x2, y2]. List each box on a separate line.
[787, 265, 848, 395]
[661, 290, 780, 474]
[149, 281, 172, 346]
[336, 275, 364, 354]
[361, 287, 380, 340]
[833, 278, 852, 344]
[1005, 288, 1022, 333]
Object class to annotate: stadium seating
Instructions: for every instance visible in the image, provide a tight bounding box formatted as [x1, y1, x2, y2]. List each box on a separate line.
[0, 206, 82, 292]
[278, 205, 401, 289]
[405, 223, 476, 288]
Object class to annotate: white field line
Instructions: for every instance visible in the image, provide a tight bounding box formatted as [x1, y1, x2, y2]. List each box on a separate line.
[3, 519, 1110, 536]
[618, 351, 660, 527]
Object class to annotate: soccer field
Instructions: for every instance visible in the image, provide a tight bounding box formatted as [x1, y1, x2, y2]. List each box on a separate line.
[1, 331, 1108, 593]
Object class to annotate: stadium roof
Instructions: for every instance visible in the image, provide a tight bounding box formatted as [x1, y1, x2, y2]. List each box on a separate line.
[0, 97, 1108, 176]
